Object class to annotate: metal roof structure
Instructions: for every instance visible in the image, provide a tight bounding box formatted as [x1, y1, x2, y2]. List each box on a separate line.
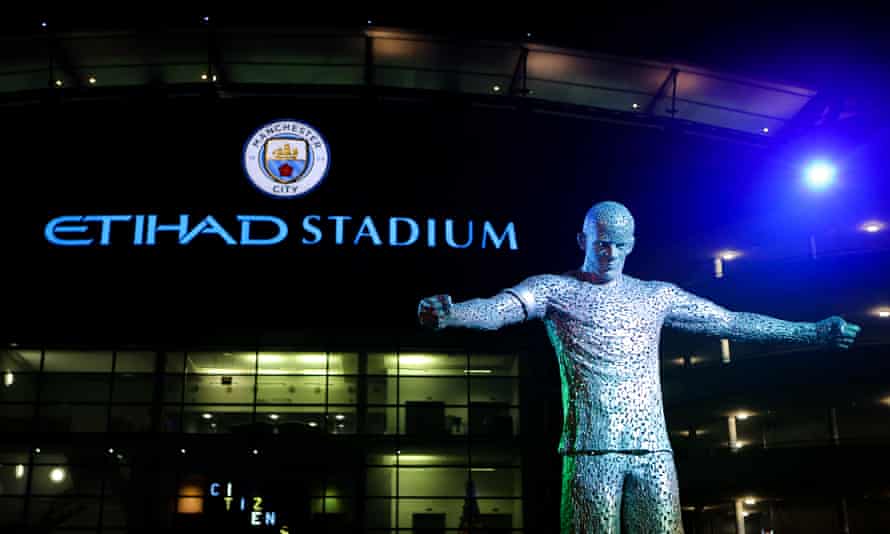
[0, 25, 818, 140]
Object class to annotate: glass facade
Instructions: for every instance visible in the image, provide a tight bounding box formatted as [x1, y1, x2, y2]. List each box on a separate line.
[0, 348, 523, 532]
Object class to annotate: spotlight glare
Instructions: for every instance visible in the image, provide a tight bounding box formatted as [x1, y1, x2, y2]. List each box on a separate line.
[201, 413, 213, 420]
[308, 422, 318, 427]
[88, 76, 97, 85]
[15, 464, 25, 479]
[50, 467, 66, 483]
[180, 448, 187, 454]
[201, 73, 208, 80]
[335, 414, 345, 421]
[744, 498, 756, 505]
[41, 22, 48, 28]
[252, 449, 259, 455]
[719, 250, 741, 261]
[803, 161, 837, 191]
[860, 220, 885, 233]
[878, 310, 890, 318]
[632, 103, 639, 109]
[761, 127, 769, 133]
[492, 84, 502, 93]
[54, 80, 63, 87]
[268, 414, 280, 420]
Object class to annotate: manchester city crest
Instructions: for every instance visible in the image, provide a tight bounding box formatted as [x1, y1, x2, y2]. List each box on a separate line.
[243, 120, 330, 198]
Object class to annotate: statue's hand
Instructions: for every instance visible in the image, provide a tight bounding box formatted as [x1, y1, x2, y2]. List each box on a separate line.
[418, 294, 453, 330]
[816, 316, 861, 350]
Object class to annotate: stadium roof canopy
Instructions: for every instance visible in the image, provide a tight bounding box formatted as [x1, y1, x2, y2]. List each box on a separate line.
[0, 26, 819, 141]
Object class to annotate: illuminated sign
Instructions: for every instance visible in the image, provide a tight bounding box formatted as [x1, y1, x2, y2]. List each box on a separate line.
[209, 481, 277, 528]
[44, 214, 519, 250]
[243, 120, 330, 198]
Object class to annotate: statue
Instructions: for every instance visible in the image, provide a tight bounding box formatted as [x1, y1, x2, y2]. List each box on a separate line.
[417, 201, 860, 533]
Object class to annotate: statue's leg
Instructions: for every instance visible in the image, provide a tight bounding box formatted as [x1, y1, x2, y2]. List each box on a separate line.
[560, 454, 626, 534]
[621, 452, 684, 534]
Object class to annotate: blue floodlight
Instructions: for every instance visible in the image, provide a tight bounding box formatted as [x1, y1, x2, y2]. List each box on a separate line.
[803, 161, 837, 191]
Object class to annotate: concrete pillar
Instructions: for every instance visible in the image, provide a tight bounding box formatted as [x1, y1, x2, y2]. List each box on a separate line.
[721, 339, 731, 364]
[734, 499, 746, 534]
[727, 416, 738, 449]
[829, 407, 840, 445]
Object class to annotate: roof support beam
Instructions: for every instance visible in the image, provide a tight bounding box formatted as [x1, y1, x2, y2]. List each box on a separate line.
[645, 68, 678, 117]
[509, 47, 530, 97]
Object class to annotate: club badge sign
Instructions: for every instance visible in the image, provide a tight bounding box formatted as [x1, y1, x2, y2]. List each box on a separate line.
[242, 119, 331, 198]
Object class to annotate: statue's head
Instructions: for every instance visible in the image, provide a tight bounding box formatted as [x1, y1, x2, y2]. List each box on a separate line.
[577, 201, 635, 282]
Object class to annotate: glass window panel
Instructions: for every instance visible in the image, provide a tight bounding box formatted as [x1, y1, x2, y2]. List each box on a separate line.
[765, 408, 831, 446]
[0, 497, 24, 524]
[256, 375, 325, 404]
[187, 351, 256, 375]
[471, 448, 522, 467]
[364, 407, 397, 434]
[165, 352, 186, 373]
[309, 497, 354, 529]
[0, 372, 38, 402]
[181, 405, 252, 434]
[115, 351, 156, 373]
[399, 352, 468, 376]
[0, 464, 28, 494]
[327, 375, 358, 404]
[366, 467, 395, 497]
[41, 373, 110, 402]
[30, 497, 101, 527]
[43, 350, 112, 372]
[112, 374, 154, 403]
[327, 406, 357, 434]
[257, 351, 357, 375]
[39, 404, 108, 433]
[184, 374, 256, 404]
[368, 352, 397, 375]
[329, 352, 358, 375]
[364, 498, 396, 529]
[255, 406, 325, 434]
[2, 349, 41, 371]
[325, 469, 357, 497]
[400, 377, 467, 405]
[478, 499, 523, 529]
[0, 448, 29, 463]
[102, 499, 128, 527]
[32, 465, 102, 495]
[399, 406, 468, 436]
[394, 448, 470, 467]
[110, 405, 153, 433]
[469, 353, 519, 376]
[398, 498, 464, 529]
[160, 405, 181, 433]
[399, 467, 467, 497]
[468, 403, 517, 437]
[472, 467, 522, 498]
[163, 375, 184, 402]
[369, 352, 467, 376]
[0, 404, 35, 432]
[366, 375, 396, 405]
[470, 377, 519, 405]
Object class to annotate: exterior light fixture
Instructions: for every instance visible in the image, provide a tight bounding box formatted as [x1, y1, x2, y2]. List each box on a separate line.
[50, 467, 66, 483]
[632, 103, 639, 109]
[736, 412, 750, 421]
[761, 127, 769, 134]
[34, 448, 41, 454]
[860, 220, 885, 233]
[15, 465, 25, 479]
[88, 76, 97, 85]
[335, 414, 345, 421]
[180, 448, 187, 455]
[54, 80, 63, 87]
[201, 74, 208, 81]
[4, 370, 13, 387]
[268, 414, 280, 420]
[41, 22, 48, 28]
[108, 448, 114, 454]
[201, 413, 213, 420]
[492, 85, 502, 93]
[308, 422, 318, 427]
[744, 498, 756, 505]
[252, 449, 259, 455]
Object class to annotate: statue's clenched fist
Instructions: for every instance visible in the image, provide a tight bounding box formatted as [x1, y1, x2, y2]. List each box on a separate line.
[817, 316, 861, 350]
[417, 294, 453, 330]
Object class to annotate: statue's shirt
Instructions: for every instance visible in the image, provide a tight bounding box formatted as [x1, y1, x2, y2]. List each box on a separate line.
[507, 273, 687, 453]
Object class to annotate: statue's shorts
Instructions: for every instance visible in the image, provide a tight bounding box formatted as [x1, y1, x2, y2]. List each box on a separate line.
[560, 451, 684, 534]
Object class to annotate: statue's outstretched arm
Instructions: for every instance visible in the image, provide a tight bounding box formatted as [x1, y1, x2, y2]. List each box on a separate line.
[418, 275, 553, 331]
[418, 292, 527, 331]
[663, 284, 860, 348]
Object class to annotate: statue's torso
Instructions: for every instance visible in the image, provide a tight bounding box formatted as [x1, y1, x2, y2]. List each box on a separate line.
[540, 274, 673, 452]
